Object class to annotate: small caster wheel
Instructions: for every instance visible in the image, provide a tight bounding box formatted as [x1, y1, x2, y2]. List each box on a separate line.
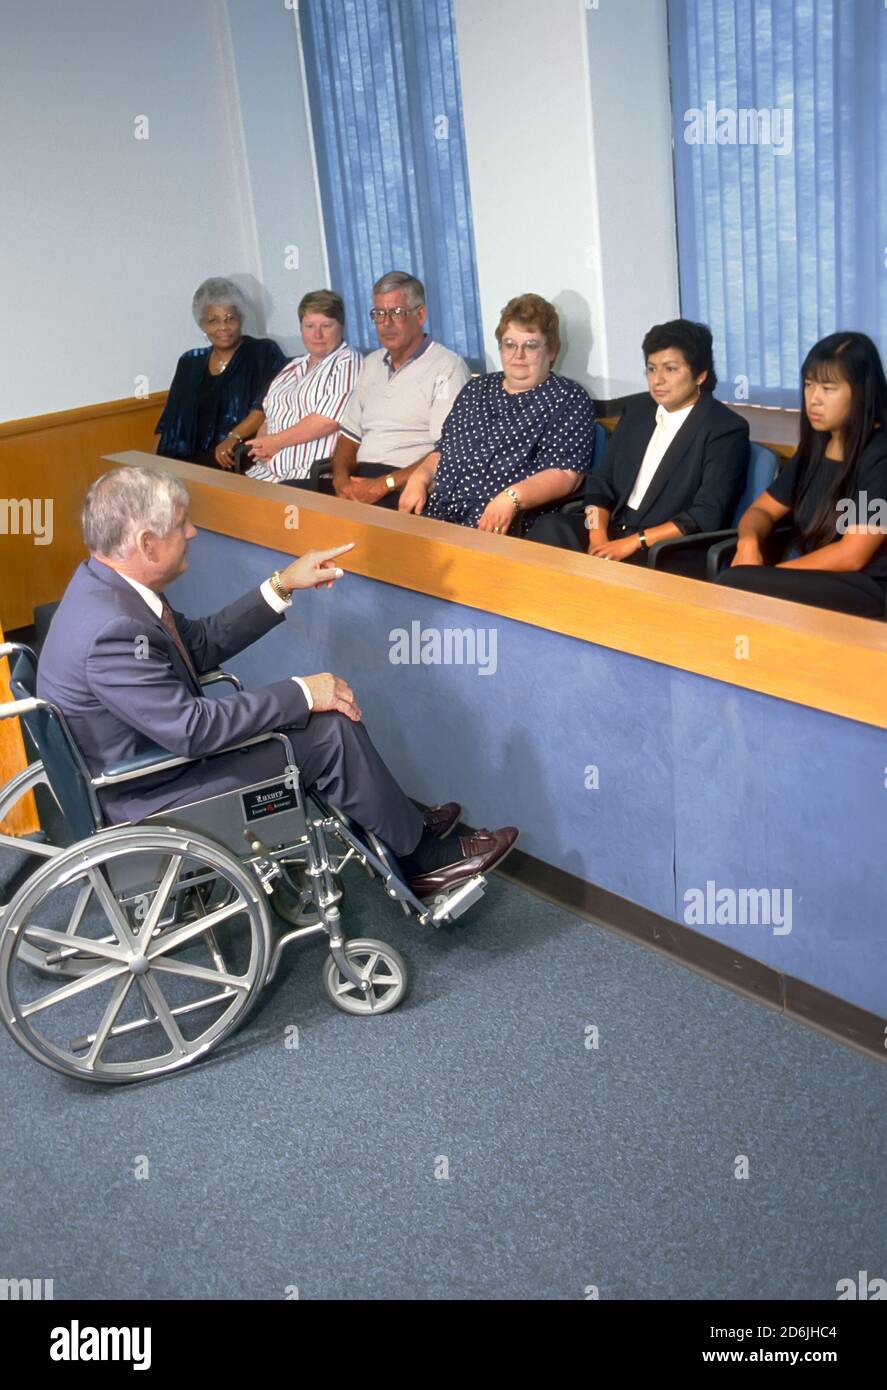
[322, 938, 408, 1015]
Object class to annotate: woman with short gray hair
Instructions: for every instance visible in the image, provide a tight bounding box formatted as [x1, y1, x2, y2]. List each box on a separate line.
[156, 277, 286, 470]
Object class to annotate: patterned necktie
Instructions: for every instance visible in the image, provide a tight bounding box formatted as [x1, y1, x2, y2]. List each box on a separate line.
[159, 597, 199, 686]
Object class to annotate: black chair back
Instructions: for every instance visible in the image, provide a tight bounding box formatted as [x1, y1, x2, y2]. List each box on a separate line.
[10, 649, 103, 841]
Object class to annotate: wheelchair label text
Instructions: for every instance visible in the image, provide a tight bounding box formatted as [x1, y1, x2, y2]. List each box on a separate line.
[242, 781, 298, 822]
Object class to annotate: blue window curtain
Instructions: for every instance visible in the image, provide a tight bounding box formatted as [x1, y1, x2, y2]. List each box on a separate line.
[299, 0, 484, 366]
[668, 0, 887, 407]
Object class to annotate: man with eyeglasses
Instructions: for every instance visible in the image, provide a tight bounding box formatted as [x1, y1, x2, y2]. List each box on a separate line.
[329, 271, 470, 507]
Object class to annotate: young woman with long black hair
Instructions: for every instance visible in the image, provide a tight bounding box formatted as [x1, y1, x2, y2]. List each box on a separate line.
[717, 332, 887, 618]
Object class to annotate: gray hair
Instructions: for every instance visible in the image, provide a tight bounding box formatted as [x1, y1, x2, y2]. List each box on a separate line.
[82, 467, 190, 559]
[191, 276, 249, 328]
[372, 271, 425, 307]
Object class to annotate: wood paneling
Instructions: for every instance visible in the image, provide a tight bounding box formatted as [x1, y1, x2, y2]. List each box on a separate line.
[0, 393, 166, 631]
[101, 450, 887, 730]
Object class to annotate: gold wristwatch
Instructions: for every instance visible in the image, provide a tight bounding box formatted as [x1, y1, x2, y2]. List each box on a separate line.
[384, 474, 397, 491]
[269, 570, 292, 601]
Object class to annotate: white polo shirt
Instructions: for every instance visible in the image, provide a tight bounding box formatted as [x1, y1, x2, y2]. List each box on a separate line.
[339, 337, 470, 468]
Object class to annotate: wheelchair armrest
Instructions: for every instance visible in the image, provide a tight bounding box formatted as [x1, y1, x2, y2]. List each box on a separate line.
[647, 528, 739, 571]
[99, 744, 191, 781]
[94, 732, 279, 787]
[199, 669, 243, 691]
[560, 498, 591, 516]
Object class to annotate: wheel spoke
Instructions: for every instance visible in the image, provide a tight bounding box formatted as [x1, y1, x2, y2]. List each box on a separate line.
[0, 832, 58, 859]
[370, 970, 397, 987]
[22, 925, 127, 963]
[146, 894, 248, 959]
[362, 951, 380, 978]
[63, 881, 94, 938]
[86, 868, 140, 951]
[148, 956, 249, 992]
[83, 974, 135, 1068]
[188, 887, 231, 975]
[140, 855, 183, 939]
[136, 973, 189, 1056]
[333, 975, 361, 998]
[21, 960, 129, 1018]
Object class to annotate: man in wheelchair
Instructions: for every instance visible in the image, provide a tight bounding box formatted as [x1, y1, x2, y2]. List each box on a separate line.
[37, 466, 518, 898]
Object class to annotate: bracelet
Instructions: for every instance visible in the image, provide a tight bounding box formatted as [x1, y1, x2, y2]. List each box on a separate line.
[504, 487, 522, 514]
[269, 569, 292, 601]
[229, 432, 244, 443]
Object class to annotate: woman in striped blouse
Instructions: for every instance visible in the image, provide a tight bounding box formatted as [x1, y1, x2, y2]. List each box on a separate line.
[245, 290, 360, 487]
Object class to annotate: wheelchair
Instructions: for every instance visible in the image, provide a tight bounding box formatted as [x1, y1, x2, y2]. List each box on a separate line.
[0, 642, 486, 1084]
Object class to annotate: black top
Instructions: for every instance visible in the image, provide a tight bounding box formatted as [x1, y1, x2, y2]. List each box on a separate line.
[156, 335, 287, 461]
[194, 371, 227, 466]
[767, 432, 887, 586]
[583, 391, 749, 535]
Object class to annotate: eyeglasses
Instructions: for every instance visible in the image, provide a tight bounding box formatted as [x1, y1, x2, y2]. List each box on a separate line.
[500, 338, 545, 357]
[204, 313, 239, 327]
[369, 307, 421, 322]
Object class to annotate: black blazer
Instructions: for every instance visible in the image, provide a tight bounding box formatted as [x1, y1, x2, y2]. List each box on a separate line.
[583, 391, 750, 534]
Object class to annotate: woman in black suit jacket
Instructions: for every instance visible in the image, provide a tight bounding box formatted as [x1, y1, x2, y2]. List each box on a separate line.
[717, 332, 887, 618]
[531, 320, 749, 563]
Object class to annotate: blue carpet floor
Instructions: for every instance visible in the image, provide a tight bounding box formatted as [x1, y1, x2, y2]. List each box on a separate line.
[1, 846, 885, 1301]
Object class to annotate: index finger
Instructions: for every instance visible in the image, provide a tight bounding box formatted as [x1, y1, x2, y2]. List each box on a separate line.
[313, 543, 356, 563]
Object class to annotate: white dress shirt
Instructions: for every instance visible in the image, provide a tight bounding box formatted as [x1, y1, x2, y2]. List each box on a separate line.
[118, 572, 313, 710]
[626, 399, 696, 511]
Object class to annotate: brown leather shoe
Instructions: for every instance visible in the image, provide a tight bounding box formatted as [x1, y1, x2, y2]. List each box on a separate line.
[407, 826, 519, 899]
[423, 802, 461, 839]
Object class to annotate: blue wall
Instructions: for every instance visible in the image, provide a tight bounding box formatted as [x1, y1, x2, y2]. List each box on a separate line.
[171, 529, 887, 1018]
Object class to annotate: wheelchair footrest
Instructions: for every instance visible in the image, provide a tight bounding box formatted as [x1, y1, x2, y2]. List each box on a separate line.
[429, 874, 486, 924]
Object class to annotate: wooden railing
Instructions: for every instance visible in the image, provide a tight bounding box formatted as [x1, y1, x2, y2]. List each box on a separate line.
[94, 449, 887, 731]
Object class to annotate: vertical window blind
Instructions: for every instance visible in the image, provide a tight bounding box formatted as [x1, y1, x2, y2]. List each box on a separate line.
[668, 0, 887, 406]
[300, 0, 484, 365]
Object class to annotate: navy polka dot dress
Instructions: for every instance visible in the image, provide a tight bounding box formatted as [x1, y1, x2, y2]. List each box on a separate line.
[425, 371, 597, 533]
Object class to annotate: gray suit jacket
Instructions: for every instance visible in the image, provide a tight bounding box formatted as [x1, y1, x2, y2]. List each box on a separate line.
[37, 558, 309, 822]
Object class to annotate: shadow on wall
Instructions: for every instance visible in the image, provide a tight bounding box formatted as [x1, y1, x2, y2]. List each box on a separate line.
[229, 272, 272, 340]
[554, 289, 595, 393]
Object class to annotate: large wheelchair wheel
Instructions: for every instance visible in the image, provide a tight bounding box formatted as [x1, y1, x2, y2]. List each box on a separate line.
[0, 825, 271, 1083]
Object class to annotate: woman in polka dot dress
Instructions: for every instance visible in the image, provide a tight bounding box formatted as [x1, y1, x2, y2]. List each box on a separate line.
[400, 294, 597, 536]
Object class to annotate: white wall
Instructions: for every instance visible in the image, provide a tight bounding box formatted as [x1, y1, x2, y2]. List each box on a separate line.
[454, 0, 679, 398]
[1, 0, 327, 422]
[225, 0, 329, 357]
[3, 0, 677, 420]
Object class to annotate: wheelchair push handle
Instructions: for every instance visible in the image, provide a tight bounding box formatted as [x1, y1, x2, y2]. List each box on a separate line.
[1, 640, 38, 662]
[0, 697, 41, 719]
